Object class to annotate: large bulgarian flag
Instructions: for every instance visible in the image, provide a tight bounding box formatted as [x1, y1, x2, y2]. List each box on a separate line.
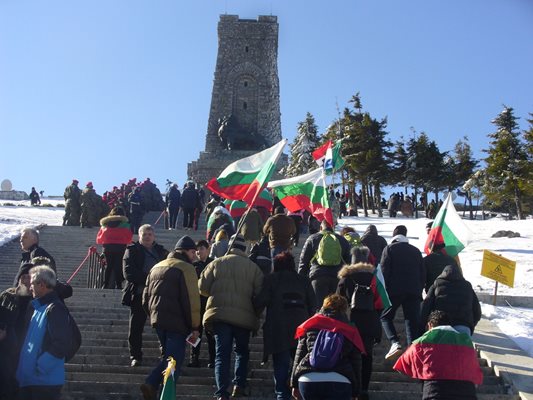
[268, 167, 333, 227]
[224, 199, 247, 218]
[207, 139, 287, 206]
[159, 357, 177, 400]
[393, 326, 483, 385]
[424, 193, 473, 257]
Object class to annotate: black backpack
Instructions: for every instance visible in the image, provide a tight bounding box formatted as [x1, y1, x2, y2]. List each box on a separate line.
[46, 304, 82, 362]
[350, 281, 374, 312]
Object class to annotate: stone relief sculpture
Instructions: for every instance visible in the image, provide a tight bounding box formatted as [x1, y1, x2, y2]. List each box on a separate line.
[217, 115, 267, 151]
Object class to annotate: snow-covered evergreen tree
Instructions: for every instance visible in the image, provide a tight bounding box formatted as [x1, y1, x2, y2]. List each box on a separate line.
[483, 106, 527, 219]
[286, 112, 320, 177]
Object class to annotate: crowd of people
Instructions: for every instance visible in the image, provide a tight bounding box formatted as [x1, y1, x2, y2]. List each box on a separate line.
[0, 186, 484, 400]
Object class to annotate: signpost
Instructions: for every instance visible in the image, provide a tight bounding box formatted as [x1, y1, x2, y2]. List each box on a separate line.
[481, 250, 516, 305]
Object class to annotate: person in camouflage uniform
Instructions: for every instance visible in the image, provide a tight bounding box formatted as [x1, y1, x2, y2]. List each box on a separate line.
[80, 182, 106, 228]
[63, 179, 82, 226]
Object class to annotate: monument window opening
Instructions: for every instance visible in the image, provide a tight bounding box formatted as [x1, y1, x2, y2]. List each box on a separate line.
[243, 101, 247, 110]
[244, 81, 248, 87]
[245, 46, 249, 53]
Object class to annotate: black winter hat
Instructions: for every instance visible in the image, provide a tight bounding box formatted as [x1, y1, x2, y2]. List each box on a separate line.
[393, 225, 408, 237]
[174, 236, 197, 251]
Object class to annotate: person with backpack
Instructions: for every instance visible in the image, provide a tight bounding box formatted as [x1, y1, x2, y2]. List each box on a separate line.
[16, 266, 74, 400]
[253, 252, 316, 400]
[337, 247, 385, 400]
[290, 294, 363, 400]
[298, 220, 351, 307]
[380, 225, 424, 360]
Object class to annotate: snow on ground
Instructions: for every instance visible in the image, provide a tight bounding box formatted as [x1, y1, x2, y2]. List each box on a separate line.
[1, 200, 532, 356]
[0, 198, 64, 247]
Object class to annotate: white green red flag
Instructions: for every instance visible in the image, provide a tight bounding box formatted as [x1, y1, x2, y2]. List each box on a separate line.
[159, 357, 176, 400]
[255, 188, 273, 210]
[206, 139, 287, 206]
[268, 167, 333, 227]
[224, 199, 247, 218]
[393, 326, 483, 385]
[374, 265, 392, 310]
[424, 193, 473, 257]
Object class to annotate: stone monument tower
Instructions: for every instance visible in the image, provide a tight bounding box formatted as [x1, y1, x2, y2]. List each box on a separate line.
[188, 15, 284, 185]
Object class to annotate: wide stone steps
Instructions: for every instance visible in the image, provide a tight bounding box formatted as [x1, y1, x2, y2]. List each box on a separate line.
[0, 212, 519, 399]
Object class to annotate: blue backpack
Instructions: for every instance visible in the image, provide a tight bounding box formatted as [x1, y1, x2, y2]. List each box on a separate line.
[310, 329, 344, 370]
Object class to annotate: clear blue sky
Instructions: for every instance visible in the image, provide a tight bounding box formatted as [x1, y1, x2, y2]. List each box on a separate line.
[1, 0, 532, 196]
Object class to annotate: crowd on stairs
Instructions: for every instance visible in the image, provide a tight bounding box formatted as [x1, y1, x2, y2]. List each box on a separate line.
[0, 188, 485, 400]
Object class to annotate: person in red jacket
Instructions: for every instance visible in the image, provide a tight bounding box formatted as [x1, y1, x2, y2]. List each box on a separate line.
[96, 207, 132, 289]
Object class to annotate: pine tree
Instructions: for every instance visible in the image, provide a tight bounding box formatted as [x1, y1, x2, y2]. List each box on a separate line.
[453, 137, 478, 219]
[286, 112, 320, 177]
[484, 106, 527, 219]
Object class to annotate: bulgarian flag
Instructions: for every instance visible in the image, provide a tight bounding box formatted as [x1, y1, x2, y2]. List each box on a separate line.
[424, 193, 473, 257]
[255, 188, 273, 210]
[268, 167, 333, 227]
[207, 139, 287, 206]
[393, 326, 483, 385]
[159, 357, 177, 400]
[224, 199, 247, 218]
[374, 264, 391, 310]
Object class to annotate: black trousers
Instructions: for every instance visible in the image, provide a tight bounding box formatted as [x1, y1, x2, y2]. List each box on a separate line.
[168, 206, 179, 229]
[18, 385, 62, 400]
[129, 296, 147, 360]
[182, 207, 195, 228]
[103, 248, 125, 289]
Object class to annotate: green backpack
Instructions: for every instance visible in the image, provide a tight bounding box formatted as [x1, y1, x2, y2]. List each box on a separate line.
[314, 231, 343, 266]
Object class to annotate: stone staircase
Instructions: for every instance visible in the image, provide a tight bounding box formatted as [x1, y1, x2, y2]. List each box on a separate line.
[0, 212, 519, 399]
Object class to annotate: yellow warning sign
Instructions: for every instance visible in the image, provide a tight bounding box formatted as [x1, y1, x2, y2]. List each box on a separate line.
[481, 250, 516, 288]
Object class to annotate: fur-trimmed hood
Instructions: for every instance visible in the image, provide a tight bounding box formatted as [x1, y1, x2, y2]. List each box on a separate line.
[338, 262, 375, 278]
[100, 215, 128, 226]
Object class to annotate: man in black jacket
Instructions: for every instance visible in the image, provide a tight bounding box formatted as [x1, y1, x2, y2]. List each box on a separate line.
[420, 264, 481, 336]
[123, 224, 168, 367]
[14, 228, 56, 286]
[180, 181, 200, 230]
[380, 225, 424, 360]
[298, 220, 351, 308]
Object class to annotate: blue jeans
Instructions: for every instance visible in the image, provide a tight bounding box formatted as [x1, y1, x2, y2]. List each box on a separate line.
[146, 329, 186, 390]
[380, 294, 421, 345]
[298, 381, 352, 400]
[272, 350, 292, 400]
[213, 322, 251, 398]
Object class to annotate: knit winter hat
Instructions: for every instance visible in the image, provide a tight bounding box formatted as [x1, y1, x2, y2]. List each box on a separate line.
[230, 234, 247, 252]
[174, 236, 197, 251]
[86, 182, 93, 188]
[392, 225, 407, 237]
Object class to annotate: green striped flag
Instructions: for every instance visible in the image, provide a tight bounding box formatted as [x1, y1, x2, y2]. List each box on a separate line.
[424, 193, 473, 257]
[268, 168, 333, 227]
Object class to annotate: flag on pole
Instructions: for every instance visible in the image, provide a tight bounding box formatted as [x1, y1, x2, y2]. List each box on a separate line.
[206, 139, 287, 206]
[255, 188, 273, 210]
[268, 168, 333, 227]
[313, 140, 345, 174]
[159, 357, 177, 400]
[312, 140, 332, 166]
[424, 193, 473, 257]
[224, 199, 247, 218]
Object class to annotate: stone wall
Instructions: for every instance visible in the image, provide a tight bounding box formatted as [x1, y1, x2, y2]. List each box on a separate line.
[188, 14, 285, 186]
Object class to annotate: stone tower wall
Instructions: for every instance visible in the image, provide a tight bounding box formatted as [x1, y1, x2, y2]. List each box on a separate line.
[205, 15, 282, 152]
